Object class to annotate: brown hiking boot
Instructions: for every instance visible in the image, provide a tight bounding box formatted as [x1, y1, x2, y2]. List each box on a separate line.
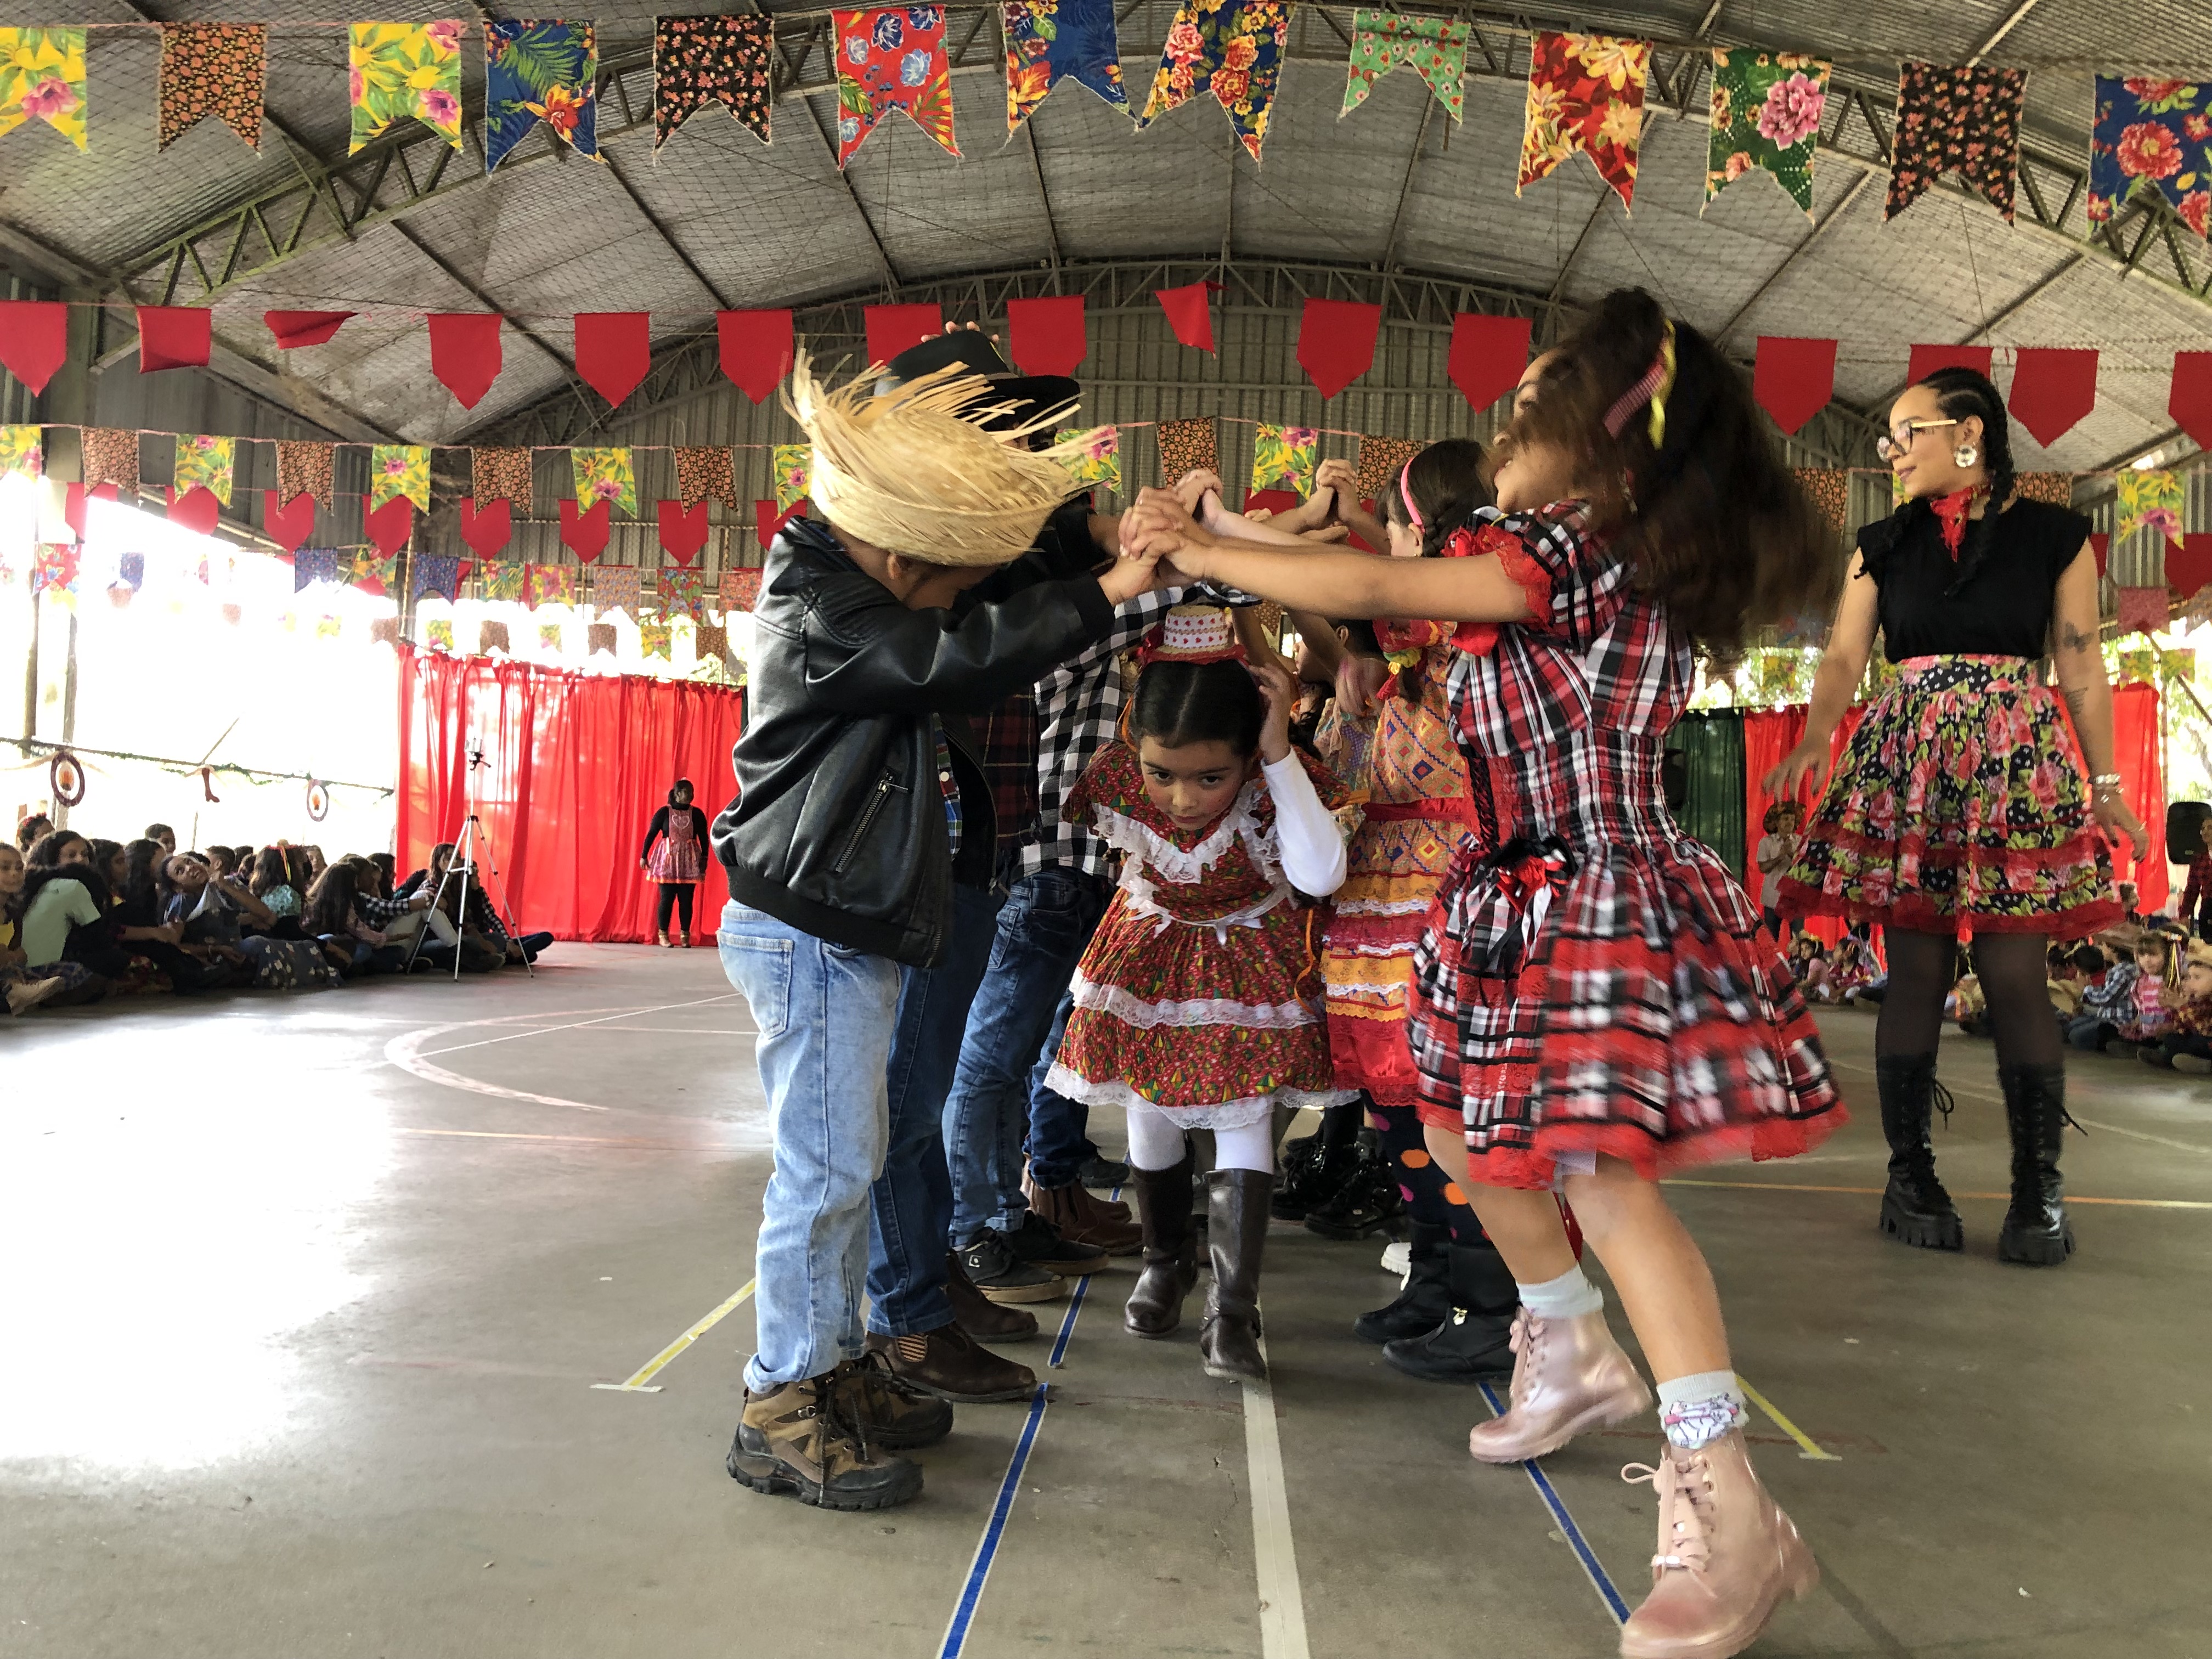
[946, 1250, 1039, 1342]
[867, 1324, 1037, 1403]
[726, 1370, 922, 1511]
[836, 1350, 955, 1447]
[1024, 1161, 1132, 1223]
[1026, 1176, 1142, 1255]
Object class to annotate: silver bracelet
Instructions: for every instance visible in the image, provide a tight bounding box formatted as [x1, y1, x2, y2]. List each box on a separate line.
[2091, 772, 2123, 789]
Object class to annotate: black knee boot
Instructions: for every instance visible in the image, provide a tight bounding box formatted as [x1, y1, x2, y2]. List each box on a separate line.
[1380, 1236, 1517, 1383]
[1876, 1053, 1963, 1251]
[1997, 1062, 2077, 1266]
[1124, 1154, 1199, 1336]
[1353, 1221, 1452, 1344]
[1199, 1170, 1271, 1382]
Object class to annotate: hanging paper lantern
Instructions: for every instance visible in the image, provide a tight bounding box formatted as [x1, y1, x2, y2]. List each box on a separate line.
[305, 778, 330, 822]
[49, 749, 85, 808]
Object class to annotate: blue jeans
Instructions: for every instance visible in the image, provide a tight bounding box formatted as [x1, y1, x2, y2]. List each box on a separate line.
[866, 884, 1003, 1337]
[717, 901, 901, 1392]
[941, 866, 1109, 1243]
[1025, 984, 1097, 1190]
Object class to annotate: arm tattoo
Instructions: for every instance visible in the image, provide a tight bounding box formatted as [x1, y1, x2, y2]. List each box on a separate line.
[2057, 621, 2094, 656]
[2062, 686, 2090, 727]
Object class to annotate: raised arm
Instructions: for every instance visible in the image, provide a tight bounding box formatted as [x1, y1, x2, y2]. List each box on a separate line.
[1763, 551, 1878, 799]
[2051, 543, 2150, 859]
[1314, 458, 1390, 553]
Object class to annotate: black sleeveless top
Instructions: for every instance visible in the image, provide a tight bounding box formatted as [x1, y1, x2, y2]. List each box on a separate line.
[1855, 498, 2093, 662]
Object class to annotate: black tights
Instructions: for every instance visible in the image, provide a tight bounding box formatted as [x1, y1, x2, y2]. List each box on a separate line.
[1876, 929, 2060, 1069]
[656, 882, 695, 935]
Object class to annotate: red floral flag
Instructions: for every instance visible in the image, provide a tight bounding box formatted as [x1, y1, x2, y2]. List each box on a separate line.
[2007, 348, 2098, 448]
[720, 567, 763, 612]
[157, 22, 265, 150]
[1447, 313, 1531, 411]
[2117, 585, 2169, 636]
[716, 309, 793, 404]
[1884, 63, 2027, 224]
[831, 7, 960, 167]
[1296, 298, 1381, 400]
[1753, 336, 1836, 436]
[1519, 31, 1649, 211]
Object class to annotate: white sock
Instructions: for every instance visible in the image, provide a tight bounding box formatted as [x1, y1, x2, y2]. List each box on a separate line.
[1656, 1370, 1748, 1449]
[1516, 1265, 1604, 1320]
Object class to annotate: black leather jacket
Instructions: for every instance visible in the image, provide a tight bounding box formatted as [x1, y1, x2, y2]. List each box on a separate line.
[713, 515, 1113, 967]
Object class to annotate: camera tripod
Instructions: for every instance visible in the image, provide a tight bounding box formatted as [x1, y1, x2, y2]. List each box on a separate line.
[403, 747, 534, 980]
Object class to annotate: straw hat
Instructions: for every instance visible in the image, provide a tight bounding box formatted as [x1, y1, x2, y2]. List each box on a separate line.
[787, 350, 1101, 567]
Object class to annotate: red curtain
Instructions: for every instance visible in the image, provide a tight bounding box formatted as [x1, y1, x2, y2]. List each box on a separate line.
[395, 646, 746, 941]
[2109, 680, 2168, 911]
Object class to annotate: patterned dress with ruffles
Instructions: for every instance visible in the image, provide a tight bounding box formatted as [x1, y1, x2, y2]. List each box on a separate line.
[1045, 743, 1359, 1129]
[1408, 506, 1844, 1189]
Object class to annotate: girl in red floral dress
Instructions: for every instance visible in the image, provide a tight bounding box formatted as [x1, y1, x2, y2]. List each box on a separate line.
[1046, 605, 1353, 1384]
[1121, 289, 1844, 1659]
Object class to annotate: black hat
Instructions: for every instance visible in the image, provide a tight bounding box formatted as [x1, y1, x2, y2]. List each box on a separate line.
[874, 329, 1081, 433]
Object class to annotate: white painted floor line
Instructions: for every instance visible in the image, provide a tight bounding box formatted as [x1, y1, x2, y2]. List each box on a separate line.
[383, 997, 744, 1114]
[417, 995, 740, 1058]
[1242, 1335, 1310, 1659]
[1832, 1058, 2212, 1155]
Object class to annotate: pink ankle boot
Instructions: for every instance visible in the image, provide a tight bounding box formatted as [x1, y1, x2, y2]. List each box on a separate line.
[1466, 1308, 1651, 1464]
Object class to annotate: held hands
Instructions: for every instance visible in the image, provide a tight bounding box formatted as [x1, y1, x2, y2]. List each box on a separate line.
[1762, 741, 1830, 801]
[1119, 487, 1216, 577]
[1098, 539, 1167, 603]
[1250, 658, 1296, 764]
[1313, 457, 1358, 510]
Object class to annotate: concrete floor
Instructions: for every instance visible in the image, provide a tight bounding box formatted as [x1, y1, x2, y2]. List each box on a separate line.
[4, 946, 2208, 1659]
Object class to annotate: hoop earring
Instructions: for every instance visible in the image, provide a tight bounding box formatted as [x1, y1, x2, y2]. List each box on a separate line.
[1954, 443, 1979, 468]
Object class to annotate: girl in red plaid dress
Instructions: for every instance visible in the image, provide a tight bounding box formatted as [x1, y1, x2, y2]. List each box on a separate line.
[1121, 289, 1844, 1659]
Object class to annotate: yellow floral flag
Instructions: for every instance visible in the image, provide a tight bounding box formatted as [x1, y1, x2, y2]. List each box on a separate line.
[0, 29, 87, 153]
[349, 21, 466, 154]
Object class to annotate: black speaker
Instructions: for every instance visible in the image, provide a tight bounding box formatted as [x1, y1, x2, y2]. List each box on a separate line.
[2168, 801, 2211, 864]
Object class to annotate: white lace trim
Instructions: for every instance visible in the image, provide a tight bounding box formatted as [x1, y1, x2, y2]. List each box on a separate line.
[1089, 781, 1280, 886]
[1040, 1067, 1357, 1128]
[1330, 896, 1435, 918]
[1071, 972, 1319, 1030]
[1120, 874, 1291, 939]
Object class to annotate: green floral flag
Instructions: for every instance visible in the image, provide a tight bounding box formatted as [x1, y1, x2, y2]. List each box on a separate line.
[425, 618, 454, 650]
[1056, 426, 1121, 492]
[1341, 10, 1466, 123]
[772, 443, 812, 510]
[348, 21, 465, 154]
[2119, 468, 2185, 550]
[1249, 423, 1317, 494]
[1706, 49, 1830, 218]
[349, 550, 396, 592]
[0, 425, 41, 481]
[571, 447, 637, 517]
[479, 560, 526, 601]
[173, 433, 234, 505]
[370, 444, 431, 511]
[538, 622, 563, 651]
[0, 29, 87, 152]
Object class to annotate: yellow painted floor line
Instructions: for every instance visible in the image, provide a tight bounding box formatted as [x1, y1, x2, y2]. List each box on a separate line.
[592, 1281, 758, 1394]
[1736, 1378, 1842, 1462]
[1663, 1179, 2212, 1210]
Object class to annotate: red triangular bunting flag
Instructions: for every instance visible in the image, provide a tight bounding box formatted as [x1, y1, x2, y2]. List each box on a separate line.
[574, 312, 651, 409]
[561, 496, 611, 561]
[1154, 281, 1219, 353]
[1297, 299, 1382, 401]
[717, 309, 793, 404]
[2170, 352, 2212, 454]
[1906, 343, 1994, 386]
[2171, 534, 2212, 602]
[64, 482, 117, 539]
[264, 309, 354, 349]
[1006, 296, 1086, 378]
[2091, 533, 2110, 578]
[0, 300, 69, 394]
[1448, 313, 1533, 411]
[1753, 337, 1837, 436]
[262, 488, 315, 552]
[864, 304, 942, 368]
[657, 499, 710, 565]
[756, 497, 803, 551]
[2007, 348, 2098, 448]
[1243, 488, 1302, 518]
[138, 306, 211, 372]
[428, 314, 504, 410]
[363, 493, 413, 555]
[459, 498, 512, 557]
[166, 484, 221, 536]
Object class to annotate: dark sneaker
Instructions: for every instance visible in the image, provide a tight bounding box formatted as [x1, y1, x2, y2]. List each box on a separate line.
[727, 1372, 922, 1510]
[867, 1324, 1036, 1403]
[836, 1351, 955, 1447]
[946, 1250, 1039, 1341]
[957, 1234, 1062, 1304]
[1078, 1154, 1132, 1189]
[1000, 1211, 1109, 1276]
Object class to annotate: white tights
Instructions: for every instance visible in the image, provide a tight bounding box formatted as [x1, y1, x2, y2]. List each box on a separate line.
[1125, 1105, 1276, 1175]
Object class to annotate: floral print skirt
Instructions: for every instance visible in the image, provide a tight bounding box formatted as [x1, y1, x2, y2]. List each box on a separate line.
[1781, 655, 2120, 939]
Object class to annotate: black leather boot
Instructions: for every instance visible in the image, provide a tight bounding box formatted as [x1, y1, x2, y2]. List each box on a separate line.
[1876, 1053, 1963, 1251]
[1997, 1061, 2078, 1266]
[1354, 1221, 1453, 1344]
[1124, 1154, 1199, 1337]
[1199, 1169, 1271, 1382]
[1270, 1132, 1358, 1221]
[1303, 1133, 1406, 1240]
[1382, 1237, 1517, 1383]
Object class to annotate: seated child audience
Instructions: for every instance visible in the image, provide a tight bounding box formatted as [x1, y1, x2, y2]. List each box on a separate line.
[2140, 940, 2212, 1074]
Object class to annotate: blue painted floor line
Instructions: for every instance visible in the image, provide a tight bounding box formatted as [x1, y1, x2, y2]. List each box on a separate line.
[1477, 1380, 1632, 1627]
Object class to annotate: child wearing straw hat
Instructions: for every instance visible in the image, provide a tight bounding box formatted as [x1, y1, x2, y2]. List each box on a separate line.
[711, 353, 1163, 1513]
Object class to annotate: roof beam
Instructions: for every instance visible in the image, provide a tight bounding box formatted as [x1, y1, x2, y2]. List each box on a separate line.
[1967, 0, 2042, 65]
[1380, 97, 1437, 272]
[1542, 187, 1612, 341]
[601, 152, 735, 310]
[1022, 122, 1063, 275]
[389, 221, 600, 432]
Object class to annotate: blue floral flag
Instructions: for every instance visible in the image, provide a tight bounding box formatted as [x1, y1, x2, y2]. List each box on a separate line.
[413, 553, 462, 602]
[485, 19, 601, 173]
[2089, 76, 2212, 240]
[294, 549, 344, 590]
[1135, 0, 1289, 163]
[1005, 0, 1127, 133]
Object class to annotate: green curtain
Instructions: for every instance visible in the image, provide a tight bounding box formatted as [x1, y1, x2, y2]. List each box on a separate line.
[1671, 712, 1745, 881]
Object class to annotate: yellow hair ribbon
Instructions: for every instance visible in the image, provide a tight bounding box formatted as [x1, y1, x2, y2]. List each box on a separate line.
[1647, 320, 1678, 451]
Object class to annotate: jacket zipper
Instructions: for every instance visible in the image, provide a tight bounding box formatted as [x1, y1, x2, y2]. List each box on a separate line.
[836, 770, 896, 868]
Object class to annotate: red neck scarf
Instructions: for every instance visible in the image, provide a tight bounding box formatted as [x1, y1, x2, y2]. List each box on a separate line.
[1930, 487, 1984, 559]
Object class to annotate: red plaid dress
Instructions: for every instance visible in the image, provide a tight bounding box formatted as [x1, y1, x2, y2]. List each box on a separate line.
[1408, 506, 1844, 1188]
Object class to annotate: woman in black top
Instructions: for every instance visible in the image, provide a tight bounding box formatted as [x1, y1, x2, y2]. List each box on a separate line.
[1770, 366, 2147, 1270]
[640, 779, 710, 947]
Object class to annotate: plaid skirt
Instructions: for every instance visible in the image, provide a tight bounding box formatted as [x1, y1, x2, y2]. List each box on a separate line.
[1409, 833, 1843, 1190]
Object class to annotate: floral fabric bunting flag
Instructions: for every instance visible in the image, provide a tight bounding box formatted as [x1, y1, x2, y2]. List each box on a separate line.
[832, 7, 960, 168]
[0, 29, 87, 152]
[1136, 0, 1290, 163]
[480, 561, 526, 602]
[1520, 31, 1650, 211]
[349, 550, 396, 594]
[32, 543, 79, 600]
[1885, 63, 2028, 223]
[472, 447, 534, 514]
[2118, 586, 2170, 636]
[1155, 417, 1217, 482]
[654, 15, 772, 148]
[2089, 77, 2212, 239]
[479, 620, 510, 654]
[425, 618, 454, 650]
[0, 425, 41, 482]
[173, 435, 234, 506]
[414, 554, 463, 603]
[661, 567, 707, 619]
[526, 564, 579, 608]
[696, 622, 728, 661]
[587, 622, 617, 655]
[720, 567, 763, 612]
[2013, 472, 2076, 506]
[349, 21, 464, 153]
[1795, 468, 1849, 532]
[83, 428, 139, 494]
[112, 551, 144, 593]
[772, 444, 812, 510]
[485, 20, 601, 173]
[571, 447, 637, 516]
[675, 445, 738, 510]
[1706, 49, 1830, 217]
[594, 564, 641, 618]
[538, 623, 563, 651]
[1352, 435, 1420, 505]
[1006, 0, 1128, 133]
[1340, 10, 1466, 123]
[1056, 427, 1121, 492]
[158, 23, 266, 150]
[2119, 469, 2185, 550]
[371, 445, 431, 512]
[1249, 424, 1317, 494]
[640, 618, 673, 661]
[276, 440, 334, 506]
[294, 549, 345, 590]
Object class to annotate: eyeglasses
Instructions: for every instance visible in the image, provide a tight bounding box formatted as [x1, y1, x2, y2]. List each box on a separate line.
[1875, 418, 1959, 461]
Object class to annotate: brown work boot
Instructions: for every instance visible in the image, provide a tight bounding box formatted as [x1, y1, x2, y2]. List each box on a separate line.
[1026, 1176, 1142, 1255]
[726, 1371, 922, 1511]
[867, 1324, 1037, 1403]
[1466, 1309, 1651, 1464]
[1618, 1430, 1819, 1658]
[1125, 1153, 1199, 1338]
[835, 1350, 955, 1447]
[1024, 1161, 1132, 1223]
[1198, 1169, 1272, 1382]
[946, 1249, 1039, 1342]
